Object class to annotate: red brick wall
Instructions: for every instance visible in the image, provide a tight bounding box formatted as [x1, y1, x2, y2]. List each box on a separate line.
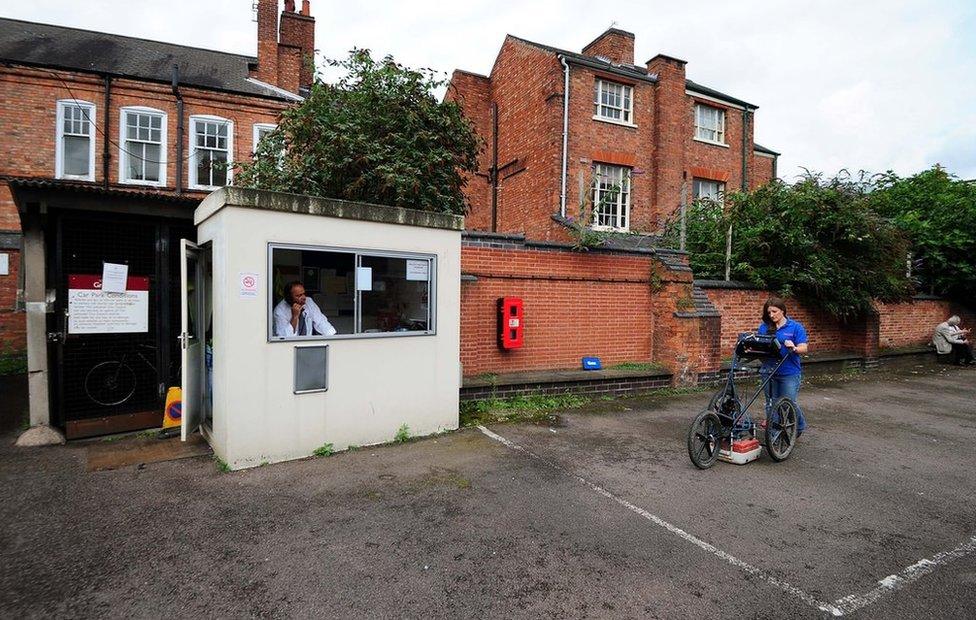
[0, 248, 25, 354]
[445, 70, 492, 229]
[876, 299, 976, 349]
[752, 154, 775, 188]
[0, 66, 290, 192]
[489, 38, 565, 240]
[460, 244, 658, 375]
[704, 287, 858, 357]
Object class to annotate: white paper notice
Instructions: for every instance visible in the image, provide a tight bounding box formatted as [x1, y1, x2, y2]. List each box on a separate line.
[356, 267, 373, 291]
[239, 272, 259, 298]
[0, 253, 8, 276]
[405, 259, 429, 281]
[101, 262, 129, 293]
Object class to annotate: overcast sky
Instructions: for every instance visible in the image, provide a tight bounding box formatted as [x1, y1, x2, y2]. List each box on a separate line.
[6, 1, 975, 181]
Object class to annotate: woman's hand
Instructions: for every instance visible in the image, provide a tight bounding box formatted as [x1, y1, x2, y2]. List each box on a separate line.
[784, 339, 796, 350]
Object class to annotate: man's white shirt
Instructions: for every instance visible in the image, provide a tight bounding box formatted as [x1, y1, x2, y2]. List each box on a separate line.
[273, 297, 338, 337]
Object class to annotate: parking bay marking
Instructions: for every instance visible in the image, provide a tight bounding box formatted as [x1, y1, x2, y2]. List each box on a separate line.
[478, 425, 976, 617]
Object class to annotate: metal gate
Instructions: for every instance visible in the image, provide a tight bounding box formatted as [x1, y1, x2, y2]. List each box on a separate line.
[52, 213, 195, 438]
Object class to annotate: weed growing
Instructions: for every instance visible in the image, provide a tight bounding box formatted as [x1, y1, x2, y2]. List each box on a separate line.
[394, 424, 411, 443]
[459, 393, 589, 427]
[313, 443, 334, 457]
[214, 457, 231, 473]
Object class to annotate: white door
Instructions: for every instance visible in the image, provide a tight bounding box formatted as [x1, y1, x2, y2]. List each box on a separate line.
[180, 239, 203, 441]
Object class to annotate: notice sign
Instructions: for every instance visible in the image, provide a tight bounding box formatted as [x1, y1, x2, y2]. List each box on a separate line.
[68, 274, 150, 334]
[239, 272, 259, 298]
[101, 262, 129, 293]
[405, 259, 429, 281]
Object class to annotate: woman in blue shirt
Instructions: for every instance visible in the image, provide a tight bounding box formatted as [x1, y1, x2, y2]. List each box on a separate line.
[757, 297, 808, 436]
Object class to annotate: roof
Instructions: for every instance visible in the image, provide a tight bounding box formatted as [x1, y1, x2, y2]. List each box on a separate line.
[0, 17, 300, 102]
[685, 78, 757, 109]
[506, 35, 757, 108]
[507, 35, 657, 84]
[4, 177, 202, 205]
[753, 142, 780, 156]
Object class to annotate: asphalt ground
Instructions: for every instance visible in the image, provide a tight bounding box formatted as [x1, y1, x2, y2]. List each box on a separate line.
[1, 365, 975, 618]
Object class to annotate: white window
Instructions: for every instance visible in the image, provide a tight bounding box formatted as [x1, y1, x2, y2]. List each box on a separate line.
[189, 115, 234, 189]
[55, 99, 96, 180]
[593, 79, 633, 124]
[695, 104, 726, 144]
[252, 123, 277, 155]
[693, 178, 725, 202]
[119, 107, 167, 186]
[591, 163, 631, 231]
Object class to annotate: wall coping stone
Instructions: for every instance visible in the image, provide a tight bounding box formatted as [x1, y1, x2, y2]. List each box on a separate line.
[463, 367, 671, 389]
[695, 279, 763, 290]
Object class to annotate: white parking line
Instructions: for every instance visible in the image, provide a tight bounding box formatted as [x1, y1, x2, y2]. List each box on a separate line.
[478, 425, 976, 617]
[477, 425, 843, 616]
[831, 535, 976, 615]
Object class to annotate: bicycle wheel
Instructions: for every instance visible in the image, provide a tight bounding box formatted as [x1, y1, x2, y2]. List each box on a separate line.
[84, 361, 137, 407]
[764, 397, 798, 462]
[687, 410, 723, 470]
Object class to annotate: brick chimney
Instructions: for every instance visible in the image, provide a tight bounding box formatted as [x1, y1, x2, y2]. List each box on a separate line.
[582, 28, 635, 65]
[279, 0, 316, 92]
[252, 0, 316, 94]
[646, 54, 689, 214]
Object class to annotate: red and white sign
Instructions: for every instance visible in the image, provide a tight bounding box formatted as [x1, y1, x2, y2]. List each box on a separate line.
[67, 274, 150, 334]
[239, 272, 259, 298]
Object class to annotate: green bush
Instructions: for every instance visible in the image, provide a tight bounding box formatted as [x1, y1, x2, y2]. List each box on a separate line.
[663, 171, 913, 320]
[235, 49, 481, 216]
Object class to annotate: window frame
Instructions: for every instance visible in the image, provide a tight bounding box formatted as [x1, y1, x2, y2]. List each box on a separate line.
[267, 242, 438, 343]
[593, 79, 634, 125]
[590, 163, 632, 232]
[252, 122, 277, 156]
[188, 114, 234, 190]
[119, 106, 168, 187]
[694, 103, 727, 146]
[692, 178, 726, 203]
[55, 99, 97, 181]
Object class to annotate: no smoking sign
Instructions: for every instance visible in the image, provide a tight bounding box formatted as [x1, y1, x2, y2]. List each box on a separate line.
[239, 272, 259, 298]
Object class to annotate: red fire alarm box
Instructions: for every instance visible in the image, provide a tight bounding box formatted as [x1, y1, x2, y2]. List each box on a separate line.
[497, 297, 524, 349]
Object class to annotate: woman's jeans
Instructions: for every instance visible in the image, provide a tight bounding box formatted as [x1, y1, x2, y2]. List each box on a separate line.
[762, 372, 806, 433]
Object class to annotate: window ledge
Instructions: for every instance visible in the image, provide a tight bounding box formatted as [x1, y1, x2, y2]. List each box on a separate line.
[119, 179, 167, 188]
[592, 115, 637, 128]
[590, 224, 629, 233]
[694, 137, 729, 148]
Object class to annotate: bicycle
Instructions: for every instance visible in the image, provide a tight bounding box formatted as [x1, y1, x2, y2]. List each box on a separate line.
[83, 343, 163, 407]
[686, 332, 801, 469]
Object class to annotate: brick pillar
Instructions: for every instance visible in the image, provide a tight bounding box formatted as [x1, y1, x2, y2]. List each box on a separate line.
[254, 0, 279, 86]
[860, 308, 880, 370]
[279, 2, 316, 92]
[647, 54, 689, 222]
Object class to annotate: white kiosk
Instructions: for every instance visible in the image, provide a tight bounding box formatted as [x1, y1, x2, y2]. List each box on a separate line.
[180, 188, 462, 469]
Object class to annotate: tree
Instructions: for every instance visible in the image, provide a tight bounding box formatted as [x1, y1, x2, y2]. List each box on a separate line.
[663, 172, 913, 320]
[235, 50, 482, 216]
[869, 166, 976, 303]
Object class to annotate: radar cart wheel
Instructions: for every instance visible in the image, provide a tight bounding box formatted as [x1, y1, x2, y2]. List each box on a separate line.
[687, 410, 723, 469]
[764, 397, 798, 461]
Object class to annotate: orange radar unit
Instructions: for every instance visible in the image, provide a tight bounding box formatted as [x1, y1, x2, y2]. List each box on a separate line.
[497, 297, 524, 349]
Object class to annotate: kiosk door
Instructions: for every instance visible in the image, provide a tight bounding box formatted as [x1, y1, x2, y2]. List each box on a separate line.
[180, 239, 204, 440]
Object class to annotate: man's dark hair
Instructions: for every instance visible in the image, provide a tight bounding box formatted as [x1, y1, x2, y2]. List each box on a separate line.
[283, 280, 304, 304]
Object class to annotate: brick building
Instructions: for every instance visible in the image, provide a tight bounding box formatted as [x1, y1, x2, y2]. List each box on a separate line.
[447, 28, 780, 240]
[0, 0, 314, 437]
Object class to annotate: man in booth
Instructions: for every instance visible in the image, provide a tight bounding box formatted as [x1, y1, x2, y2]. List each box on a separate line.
[273, 281, 338, 337]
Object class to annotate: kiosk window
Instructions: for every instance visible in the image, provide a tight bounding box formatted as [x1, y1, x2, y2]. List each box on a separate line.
[269, 245, 434, 340]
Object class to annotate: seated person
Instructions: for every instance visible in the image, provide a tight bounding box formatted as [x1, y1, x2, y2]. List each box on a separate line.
[933, 315, 974, 365]
[273, 281, 337, 337]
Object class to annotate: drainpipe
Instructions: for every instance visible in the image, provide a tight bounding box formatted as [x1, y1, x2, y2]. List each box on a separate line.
[102, 75, 112, 189]
[740, 107, 749, 191]
[559, 55, 570, 218]
[172, 65, 184, 194]
[490, 103, 498, 232]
